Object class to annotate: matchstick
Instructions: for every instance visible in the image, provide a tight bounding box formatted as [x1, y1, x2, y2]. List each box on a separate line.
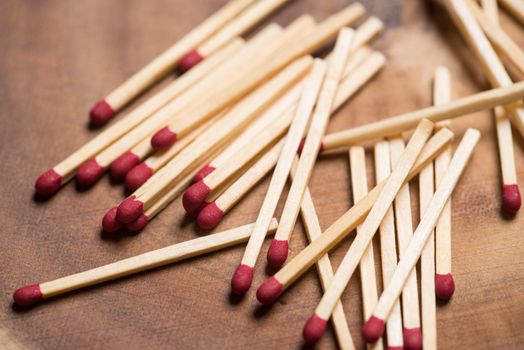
[255, 127, 453, 305]
[373, 141, 404, 350]
[389, 137, 422, 350]
[362, 129, 481, 344]
[89, 0, 256, 124]
[500, 0, 524, 26]
[13, 219, 279, 306]
[300, 120, 434, 344]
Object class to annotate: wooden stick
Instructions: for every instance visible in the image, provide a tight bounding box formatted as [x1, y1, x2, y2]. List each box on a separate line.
[256, 127, 453, 305]
[12, 219, 279, 307]
[500, 0, 524, 26]
[362, 129, 480, 344]
[349, 146, 383, 350]
[301, 120, 434, 344]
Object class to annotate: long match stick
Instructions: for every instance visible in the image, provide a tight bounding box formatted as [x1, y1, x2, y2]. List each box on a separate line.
[362, 129, 481, 344]
[255, 127, 453, 305]
[500, 0, 524, 26]
[89, 0, 255, 125]
[13, 219, 279, 306]
[301, 120, 434, 344]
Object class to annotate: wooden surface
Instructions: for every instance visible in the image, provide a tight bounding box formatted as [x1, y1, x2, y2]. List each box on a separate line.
[1, 1, 523, 349]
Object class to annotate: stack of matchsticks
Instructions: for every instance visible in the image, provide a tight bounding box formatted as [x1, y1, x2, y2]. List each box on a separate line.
[17, 0, 524, 349]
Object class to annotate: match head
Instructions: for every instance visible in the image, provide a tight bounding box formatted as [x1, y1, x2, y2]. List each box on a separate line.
[403, 327, 423, 350]
[197, 202, 224, 230]
[34, 169, 62, 197]
[151, 126, 177, 151]
[89, 99, 114, 125]
[125, 163, 153, 191]
[178, 49, 204, 73]
[110, 151, 140, 181]
[435, 273, 455, 301]
[193, 164, 216, 183]
[231, 264, 254, 295]
[102, 206, 123, 233]
[76, 158, 105, 186]
[303, 314, 328, 344]
[266, 239, 289, 268]
[256, 276, 283, 304]
[13, 284, 43, 306]
[183, 181, 211, 217]
[502, 184, 521, 215]
[116, 195, 144, 223]
[126, 214, 149, 232]
[362, 316, 385, 343]
[387, 347, 403, 350]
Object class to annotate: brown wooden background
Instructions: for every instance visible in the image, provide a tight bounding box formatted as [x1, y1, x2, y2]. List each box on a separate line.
[1, 0, 523, 349]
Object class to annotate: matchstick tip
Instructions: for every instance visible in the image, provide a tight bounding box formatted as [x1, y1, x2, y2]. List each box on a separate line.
[502, 184, 521, 215]
[13, 284, 43, 306]
[435, 273, 455, 301]
[303, 314, 327, 344]
[151, 127, 177, 151]
[362, 316, 385, 343]
[89, 100, 115, 125]
[110, 151, 140, 181]
[34, 169, 62, 197]
[193, 164, 216, 183]
[126, 214, 149, 232]
[256, 276, 283, 304]
[266, 239, 289, 268]
[403, 327, 423, 350]
[231, 264, 254, 295]
[76, 158, 105, 186]
[197, 202, 224, 229]
[178, 50, 204, 73]
[102, 206, 123, 233]
[387, 346, 403, 350]
[116, 195, 144, 223]
[183, 181, 211, 217]
[125, 163, 153, 191]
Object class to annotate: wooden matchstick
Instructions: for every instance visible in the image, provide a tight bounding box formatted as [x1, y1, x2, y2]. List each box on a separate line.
[362, 129, 481, 344]
[500, 0, 524, 26]
[255, 127, 453, 306]
[13, 219, 279, 307]
[89, 0, 256, 124]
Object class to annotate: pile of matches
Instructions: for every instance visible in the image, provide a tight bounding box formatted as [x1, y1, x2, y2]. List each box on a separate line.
[14, 0, 524, 348]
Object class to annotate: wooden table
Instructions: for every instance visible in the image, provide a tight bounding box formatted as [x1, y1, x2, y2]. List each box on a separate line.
[1, 0, 523, 349]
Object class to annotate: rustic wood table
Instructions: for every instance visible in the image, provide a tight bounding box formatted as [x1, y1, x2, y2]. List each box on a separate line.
[1, 0, 523, 349]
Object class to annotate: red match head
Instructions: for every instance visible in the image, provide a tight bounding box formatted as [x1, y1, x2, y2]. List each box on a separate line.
[125, 162, 153, 191]
[362, 316, 385, 343]
[178, 50, 204, 73]
[193, 164, 216, 183]
[76, 158, 105, 186]
[34, 169, 62, 197]
[89, 99, 114, 125]
[102, 206, 123, 233]
[256, 276, 283, 304]
[387, 347, 403, 350]
[435, 273, 455, 301]
[403, 327, 423, 350]
[126, 214, 149, 232]
[151, 126, 177, 151]
[111, 151, 140, 181]
[116, 195, 144, 224]
[502, 184, 521, 215]
[13, 284, 43, 306]
[303, 314, 327, 344]
[197, 202, 224, 230]
[231, 264, 254, 295]
[183, 181, 210, 217]
[266, 239, 289, 268]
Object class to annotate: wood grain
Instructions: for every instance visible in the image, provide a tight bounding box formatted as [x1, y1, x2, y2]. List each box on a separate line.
[0, 0, 523, 349]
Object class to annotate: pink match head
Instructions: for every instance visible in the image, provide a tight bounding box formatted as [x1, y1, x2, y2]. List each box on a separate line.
[231, 264, 254, 295]
[435, 273, 455, 301]
[151, 127, 177, 151]
[266, 239, 289, 268]
[116, 195, 144, 223]
[13, 284, 43, 306]
[387, 347, 404, 350]
[362, 316, 385, 343]
[403, 327, 423, 350]
[178, 50, 204, 73]
[102, 206, 123, 233]
[76, 158, 105, 186]
[126, 214, 149, 232]
[193, 164, 216, 183]
[34, 169, 62, 197]
[183, 181, 211, 217]
[89, 100, 114, 125]
[111, 151, 140, 181]
[502, 184, 521, 215]
[256, 276, 283, 304]
[303, 314, 328, 344]
[125, 163, 153, 191]
[197, 202, 224, 230]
